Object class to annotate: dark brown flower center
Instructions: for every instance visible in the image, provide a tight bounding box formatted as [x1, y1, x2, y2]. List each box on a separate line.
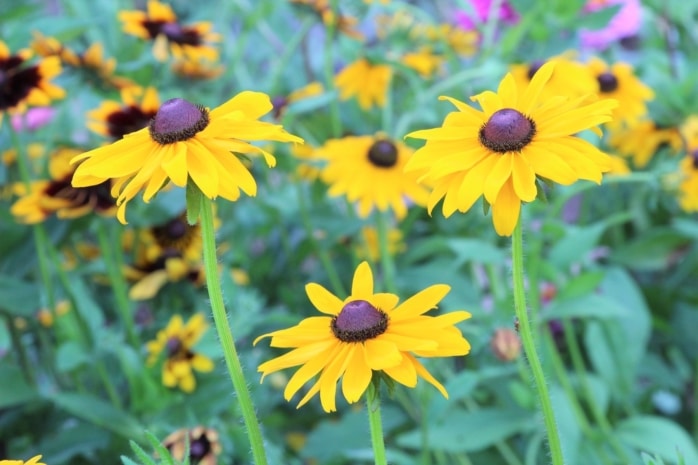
[152, 216, 195, 252]
[149, 98, 209, 144]
[367, 140, 398, 168]
[0, 56, 42, 111]
[526, 60, 544, 80]
[161, 22, 203, 46]
[106, 105, 156, 140]
[331, 299, 388, 343]
[479, 108, 536, 153]
[692, 149, 698, 169]
[597, 72, 619, 93]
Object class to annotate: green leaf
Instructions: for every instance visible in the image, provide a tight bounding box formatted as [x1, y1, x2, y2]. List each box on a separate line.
[396, 408, 535, 452]
[611, 228, 692, 271]
[56, 341, 91, 372]
[543, 294, 629, 320]
[616, 416, 698, 465]
[0, 276, 40, 316]
[555, 271, 605, 301]
[446, 238, 506, 265]
[48, 392, 143, 440]
[186, 182, 202, 225]
[0, 364, 38, 408]
[547, 222, 606, 268]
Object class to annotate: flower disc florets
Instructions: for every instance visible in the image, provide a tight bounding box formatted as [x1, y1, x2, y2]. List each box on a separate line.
[597, 72, 619, 93]
[166, 337, 183, 356]
[479, 108, 536, 153]
[331, 299, 388, 342]
[149, 98, 209, 144]
[190, 434, 212, 460]
[367, 140, 398, 168]
[692, 149, 698, 169]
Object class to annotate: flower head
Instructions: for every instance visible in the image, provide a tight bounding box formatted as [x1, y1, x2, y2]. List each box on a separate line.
[163, 427, 222, 465]
[319, 135, 429, 219]
[335, 58, 392, 110]
[147, 314, 214, 392]
[0, 40, 64, 126]
[72, 91, 303, 223]
[118, 0, 221, 62]
[586, 57, 653, 128]
[406, 62, 617, 236]
[256, 261, 471, 412]
[11, 147, 115, 223]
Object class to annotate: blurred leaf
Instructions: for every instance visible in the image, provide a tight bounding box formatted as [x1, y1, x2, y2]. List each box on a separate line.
[555, 271, 605, 301]
[611, 228, 692, 271]
[0, 364, 38, 408]
[616, 416, 698, 465]
[37, 422, 111, 465]
[396, 408, 535, 453]
[48, 392, 143, 440]
[55, 341, 91, 372]
[543, 294, 629, 320]
[446, 238, 506, 265]
[573, 5, 621, 29]
[0, 276, 40, 316]
[548, 222, 606, 269]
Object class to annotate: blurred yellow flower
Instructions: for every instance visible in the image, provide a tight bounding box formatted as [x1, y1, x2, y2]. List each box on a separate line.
[608, 121, 682, 168]
[335, 58, 392, 110]
[0, 455, 46, 465]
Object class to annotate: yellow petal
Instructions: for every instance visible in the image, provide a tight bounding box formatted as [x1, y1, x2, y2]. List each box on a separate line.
[351, 261, 373, 299]
[305, 283, 343, 315]
[342, 345, 372, 403]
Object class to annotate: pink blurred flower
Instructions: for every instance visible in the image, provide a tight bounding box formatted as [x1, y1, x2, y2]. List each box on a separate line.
[580, 0, 641, 50]
[11, 107, 56, 132]
[455, 0, 519, 30]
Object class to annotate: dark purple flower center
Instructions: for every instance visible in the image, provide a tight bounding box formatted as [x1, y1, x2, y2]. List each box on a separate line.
[106, 105, 155, 140]
[149, 98, 209, 144]
[166, 337, 183, 356]
[692, 149, 698, 170]
[45, 174, 115, 213]
[152, 216, 194, 252]
[526, 60, 545, 80]
[189, 434, 212, 461]
[331, 299, 388, 342]
[479, 108, 536, 153]
[367, 140, 398, 168]
[597, 72, 619, 93]
[0, 56, 42, 111]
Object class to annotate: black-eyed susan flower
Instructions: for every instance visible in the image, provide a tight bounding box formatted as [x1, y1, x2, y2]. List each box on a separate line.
[255, 261, 471, 412]
[11, 147, 115, 223]
[125, 213, 206, 300]
[335, 59, 392, 110]
[0, 456, 46, 465]
[87, 86, 160, 140]
[163, 426, 222, 465]
[118, 0, 221, 62]
[509, 55, 597, 101]
[72, 91, 303, 223]
[608, 120, 683, 168]
[319, 135, 429, 219]
[405, 62, 617, 236]
[680, 114, 698, 150]
[147, 313, 214, 393]
[291, 142, 324, 180]
[586, 57, 653, 128]
[401, 47, 444, 79]
[171, 57, 224, 80]
[0, 40, 64, 126]
[31, 32, 135, 89]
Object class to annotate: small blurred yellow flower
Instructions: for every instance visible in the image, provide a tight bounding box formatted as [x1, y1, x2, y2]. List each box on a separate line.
[37, 300, 71, 327]
[0, 455, 46, 465]
[355, 226, 405, 262]
[608, 120, 682, 168]
[401, 48, 443, 78]
[163, 426, 221, 465]
[335, 59, 392, 110]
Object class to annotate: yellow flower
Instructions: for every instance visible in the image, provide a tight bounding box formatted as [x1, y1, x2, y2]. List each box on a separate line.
[87, 86, 160, 140]
[680, 115, 698, 150]
[677, 152, 698, 212]
[0, 456, 46, 465]
[608, 121, 683, 168]
[118, 0, 221, 62]
[586, 57, 653, 128]
[606, 155, 631, 176]
[356, 226, 404, 262]
[401, 48, 444, 78]
[0, 40, 64, 126]
[171, 57, 224, 80]
[11, 148, 116, 223]
[163, 427, 222, 465]
[255, 261, 471, 412]
[509, 55, 597, 101]
[319, 135, 429, 219]
[125, 214, 206, 300]
[37, 300, 71, 327]
[71, 91, 303, 223]
[335, 58, 392, 110]
[147, 314, 214, 393]
[406, 62, 617, 236]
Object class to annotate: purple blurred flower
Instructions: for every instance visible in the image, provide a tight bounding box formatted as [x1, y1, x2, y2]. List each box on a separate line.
[580, 0, 642, 50]
[455, 0, 519, 30]
[11, 107, 56, 132]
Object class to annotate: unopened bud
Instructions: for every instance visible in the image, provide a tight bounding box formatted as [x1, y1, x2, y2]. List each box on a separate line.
[491, 328, 521, 361]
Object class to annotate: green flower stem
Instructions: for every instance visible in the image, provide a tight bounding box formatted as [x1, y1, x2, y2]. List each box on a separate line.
[324, 0, 342, 138]
[375, 210, 397, 293]
[511, 218, 564, 465]
[96, 222, 137, 347]
[5, 314, 34, 384]
[561, 319, 630, 462]
[199, 197, 267, 465]
[367, 382, 388, 465]
[295, 183, 346, 296]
